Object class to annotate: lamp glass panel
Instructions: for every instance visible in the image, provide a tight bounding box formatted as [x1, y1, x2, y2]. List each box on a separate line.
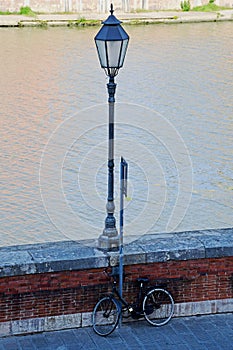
[95, 40, 107, 68]
[106, 40, 122, 68]
[119, 39, 129, 67]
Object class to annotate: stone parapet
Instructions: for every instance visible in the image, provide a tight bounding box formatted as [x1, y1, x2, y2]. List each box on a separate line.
[0, 228, 232, 336]
[0, 228, 232, 278]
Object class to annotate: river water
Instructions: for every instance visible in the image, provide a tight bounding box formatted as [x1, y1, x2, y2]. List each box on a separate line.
[0, 22, 233, 246]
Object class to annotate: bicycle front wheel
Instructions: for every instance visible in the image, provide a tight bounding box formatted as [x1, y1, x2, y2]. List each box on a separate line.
[92, 296, 120, 336]
[143, 288, 174, 326]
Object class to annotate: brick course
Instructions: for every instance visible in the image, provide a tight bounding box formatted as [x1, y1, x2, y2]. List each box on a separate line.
[0, 257, 232, 323]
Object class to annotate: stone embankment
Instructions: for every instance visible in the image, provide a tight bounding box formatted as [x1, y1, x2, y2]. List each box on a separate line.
[0, 10, 232, 27]
[0, 228, 232, 336]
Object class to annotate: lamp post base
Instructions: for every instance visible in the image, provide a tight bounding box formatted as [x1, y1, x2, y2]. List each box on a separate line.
[98, 228, 119, 250]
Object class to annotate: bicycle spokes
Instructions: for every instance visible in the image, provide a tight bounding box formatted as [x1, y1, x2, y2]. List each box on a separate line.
[143, 288, 174, 326]
[92, 297, 120, 336]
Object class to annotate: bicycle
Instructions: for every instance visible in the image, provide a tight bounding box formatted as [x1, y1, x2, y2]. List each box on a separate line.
[92, 269, 174, 336]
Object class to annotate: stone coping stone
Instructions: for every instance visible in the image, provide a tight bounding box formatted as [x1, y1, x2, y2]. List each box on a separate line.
[0, 228, 232, 277]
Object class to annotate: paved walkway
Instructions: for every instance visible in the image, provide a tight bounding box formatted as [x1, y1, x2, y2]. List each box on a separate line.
[0, 313, 232, 349]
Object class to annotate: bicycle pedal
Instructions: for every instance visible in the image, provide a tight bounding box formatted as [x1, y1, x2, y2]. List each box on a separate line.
[131, 311, 142, 319]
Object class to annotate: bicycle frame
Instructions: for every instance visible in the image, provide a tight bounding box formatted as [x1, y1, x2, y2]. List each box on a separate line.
[108, 278, 129, 308]
[92, 273, 175, 336]
[108, 276, 147, 317]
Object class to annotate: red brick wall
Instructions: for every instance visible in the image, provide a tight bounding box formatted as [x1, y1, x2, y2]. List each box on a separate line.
[0, 256, 232, 323]
[124, 257, 233, 304]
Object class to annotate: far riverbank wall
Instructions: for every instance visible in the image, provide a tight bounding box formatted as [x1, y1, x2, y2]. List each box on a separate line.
[1, 0, 232, 13]
[0, 9, 233, 27]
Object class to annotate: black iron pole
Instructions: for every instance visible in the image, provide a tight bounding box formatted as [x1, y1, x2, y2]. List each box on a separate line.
[105, 76, 117, 232]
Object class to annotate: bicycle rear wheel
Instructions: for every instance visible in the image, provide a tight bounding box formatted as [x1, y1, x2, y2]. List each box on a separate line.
[92, 296, 120, 336]
[143, 288, 174, 326]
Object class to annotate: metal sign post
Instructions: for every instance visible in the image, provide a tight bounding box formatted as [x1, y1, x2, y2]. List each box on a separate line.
[119, 157, 128, 323]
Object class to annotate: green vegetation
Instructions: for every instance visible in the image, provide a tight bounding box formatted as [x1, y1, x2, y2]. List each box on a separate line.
[192, 0, 229, 11]
[19, 6, 36, 16]
[192, 3, 228, 11]
[0, 11, 12, 15]
[180, 0, 230, 12]
[0, 7, 36, 15]
[68, 18, 100, 27]
[181, 0, 191, 11]
[38, 20, 48, 27]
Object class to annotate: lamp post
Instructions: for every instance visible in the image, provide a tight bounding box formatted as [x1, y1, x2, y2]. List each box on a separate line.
[94, 4, 129, 250]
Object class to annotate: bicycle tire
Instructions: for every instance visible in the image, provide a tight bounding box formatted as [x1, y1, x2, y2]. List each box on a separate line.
[92, 296, 120, 336]
[143, 288, 174, 326]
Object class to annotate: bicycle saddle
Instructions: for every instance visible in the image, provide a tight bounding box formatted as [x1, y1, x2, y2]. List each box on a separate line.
[137, 277, 149, 284]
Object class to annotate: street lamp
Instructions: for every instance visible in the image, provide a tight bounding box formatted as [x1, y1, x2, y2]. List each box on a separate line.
[95, 3, 129, 250]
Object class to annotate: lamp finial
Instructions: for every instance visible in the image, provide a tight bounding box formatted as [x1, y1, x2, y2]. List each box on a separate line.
[110, 3, 114, 15]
